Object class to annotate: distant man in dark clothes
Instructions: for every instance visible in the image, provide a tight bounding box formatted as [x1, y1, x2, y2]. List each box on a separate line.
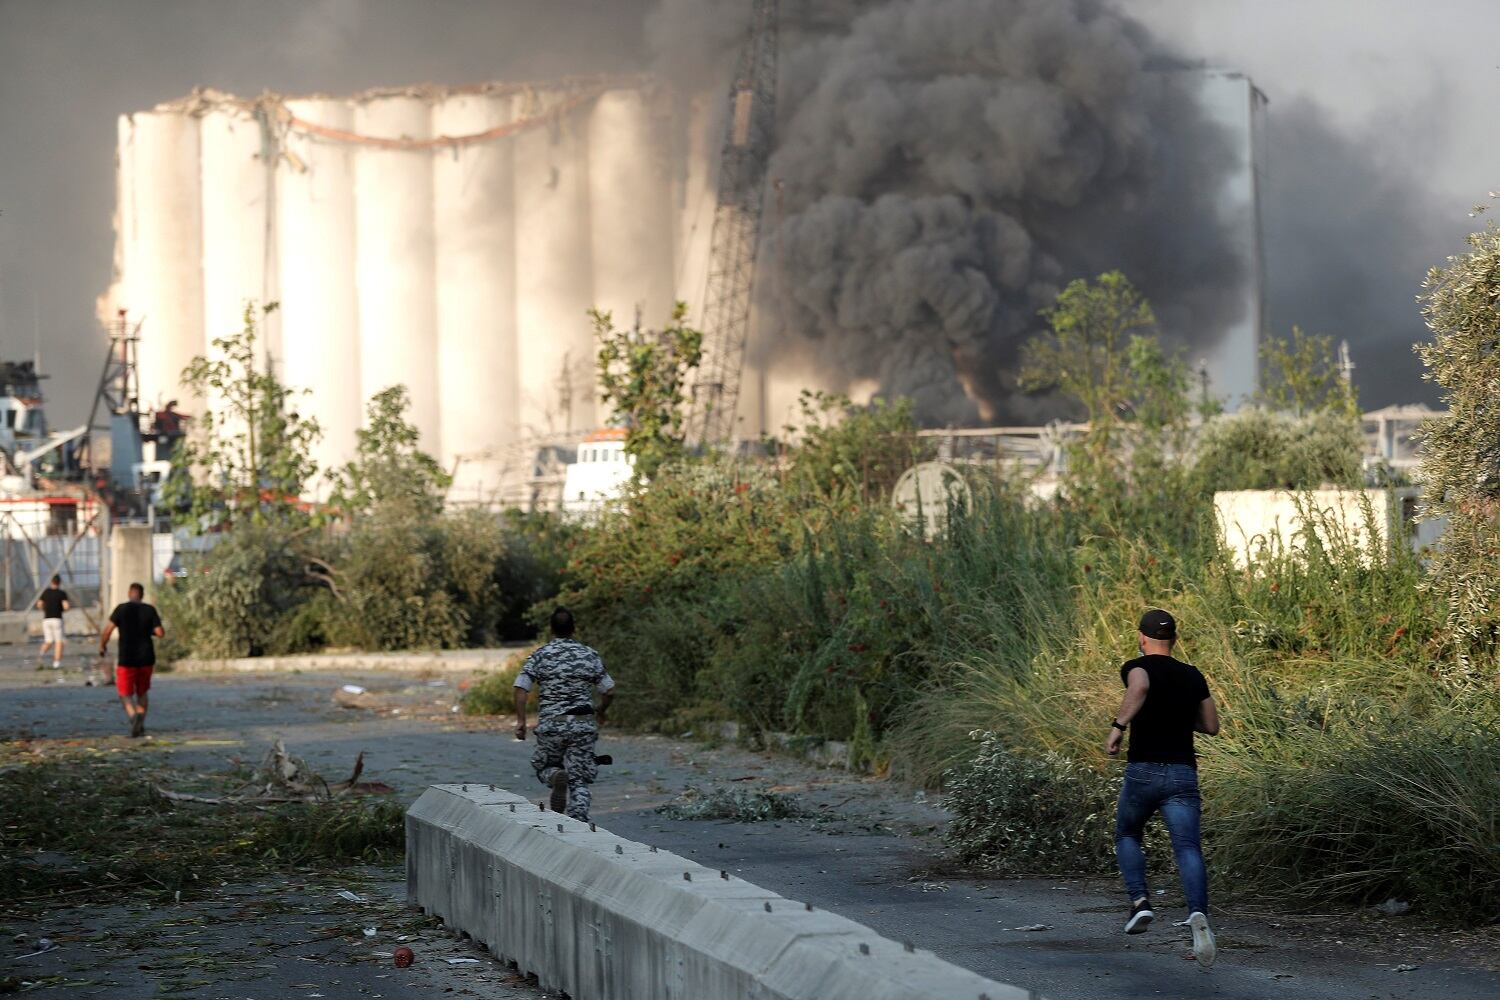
[36, 574, 70, 669]
[98, 583, 164, 738]
[513, 607, 615, 822]
[152, 400, 189, 462]
[1106, 608, 1220, 969]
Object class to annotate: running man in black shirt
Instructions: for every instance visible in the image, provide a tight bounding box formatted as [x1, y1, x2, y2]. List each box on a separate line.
[98, 583, 164, 738]
[36, 574, 70, 669]
[1105, 609, 1220, 969]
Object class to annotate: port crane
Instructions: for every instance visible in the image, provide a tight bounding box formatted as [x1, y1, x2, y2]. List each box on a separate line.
[685, 0, 779, 447]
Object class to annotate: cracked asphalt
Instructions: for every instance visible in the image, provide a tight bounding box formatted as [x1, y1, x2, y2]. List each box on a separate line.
[3, 653, 1495, 999]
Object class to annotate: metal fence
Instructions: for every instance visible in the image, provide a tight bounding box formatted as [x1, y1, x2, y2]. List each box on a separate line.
[0, 535, 104, 611]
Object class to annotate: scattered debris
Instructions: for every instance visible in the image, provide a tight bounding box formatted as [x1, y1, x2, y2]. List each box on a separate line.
[657, 786, 809, 822]
[445, 958, 481, 964]
[12, 938, 58, 959]
[1375, 898, 1412, 917]
[1010, 924, 1051, 932]
[156, 741, 393, 804]
[1394, 964, 1420, 973]
[333, 685, 376, 709]
[337, 890, 368, 903]
[362, 927, 377, 938]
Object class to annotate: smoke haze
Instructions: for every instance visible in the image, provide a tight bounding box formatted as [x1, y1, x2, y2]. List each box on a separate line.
[0, 0, 1486, 426]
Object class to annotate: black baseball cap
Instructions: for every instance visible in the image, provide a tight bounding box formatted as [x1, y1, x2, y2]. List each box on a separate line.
[1138, 609, 1177, 640]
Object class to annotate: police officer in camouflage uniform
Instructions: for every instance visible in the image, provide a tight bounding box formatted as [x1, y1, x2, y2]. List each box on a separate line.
[513, 607, 616, 821]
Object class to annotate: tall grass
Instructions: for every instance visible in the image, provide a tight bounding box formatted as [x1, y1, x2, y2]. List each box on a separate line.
[492, 454, 1494, 919]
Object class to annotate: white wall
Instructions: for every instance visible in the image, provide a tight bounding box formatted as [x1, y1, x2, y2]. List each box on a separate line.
[588, 89, 675, 332]
[434, 92, 518, 500]
[199, 103, 273, 430]
[354, 96, 441, 453]
[1213, 488, 1443, 568]
[276, 98, 362, 489]
[124, 111, 204, 413]
[514, 104, 595, 437]
[113, 82, 681, 501]
[1193, 70, 1266, 409]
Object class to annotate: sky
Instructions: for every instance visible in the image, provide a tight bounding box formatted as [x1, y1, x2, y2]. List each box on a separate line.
[1128, 0, 1499, 407]
[0, 0, 1494, 423]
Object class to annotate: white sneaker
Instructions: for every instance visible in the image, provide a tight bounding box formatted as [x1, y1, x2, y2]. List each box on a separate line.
[1124, 898, 1155, 934]
[1186, 911, 1216, 969]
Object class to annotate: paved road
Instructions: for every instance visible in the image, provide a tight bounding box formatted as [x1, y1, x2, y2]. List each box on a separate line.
[4, 656, 1495, 1000]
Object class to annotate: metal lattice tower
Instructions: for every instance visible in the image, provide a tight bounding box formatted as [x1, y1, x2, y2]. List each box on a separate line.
[686, 0, 779, 447]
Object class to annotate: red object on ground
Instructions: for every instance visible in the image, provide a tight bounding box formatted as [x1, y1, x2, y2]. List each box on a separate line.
[114, 665, 153, 698]
[393, 946, 414, 968]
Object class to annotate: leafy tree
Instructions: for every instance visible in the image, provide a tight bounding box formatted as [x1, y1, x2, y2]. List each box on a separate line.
[593, 301, 704, 481]
[784, 391, 930, 500]
[1415, 223, 1500, 665]
[1021, 273, 1200, 532]
[327, 385, 451, 520]
[166, 303, 321, 532]
[1259, 326, 1359, 418]
[1020, 271, 1158, 461]
[1193, 407, 1364, 492]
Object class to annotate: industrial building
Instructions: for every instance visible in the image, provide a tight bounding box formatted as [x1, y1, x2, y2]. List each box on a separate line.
[101, 77, 693, 502]
[101, 68, 1267, 507]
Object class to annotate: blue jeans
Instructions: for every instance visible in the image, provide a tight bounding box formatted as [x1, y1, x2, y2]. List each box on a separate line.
[1114, 761, 1208, 915]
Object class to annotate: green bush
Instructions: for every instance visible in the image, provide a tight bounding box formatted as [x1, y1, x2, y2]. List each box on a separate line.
[945, 733, 1122, 875]
[157, 525, 321, 659]
[783, 391, 931, 500]
[319, 510, 466, 651]
[1194, 407, 1364, 491]
[162, 505, 575, 659]
[1212, 720, 1500, 920]
[460, 648, 530, 715]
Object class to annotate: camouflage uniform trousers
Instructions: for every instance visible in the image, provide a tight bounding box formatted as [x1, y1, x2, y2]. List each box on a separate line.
[530, 717, 599, 822]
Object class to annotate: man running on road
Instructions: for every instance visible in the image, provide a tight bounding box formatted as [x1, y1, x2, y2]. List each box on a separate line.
[1106, 608, 1220, 969]
[513, 607, 615, 822]
[36, 574, 70, 669]
[98, 582, 164, 738]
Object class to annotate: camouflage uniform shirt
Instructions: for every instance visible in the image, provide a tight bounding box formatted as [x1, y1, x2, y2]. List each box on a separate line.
[515, 638, 614, 731]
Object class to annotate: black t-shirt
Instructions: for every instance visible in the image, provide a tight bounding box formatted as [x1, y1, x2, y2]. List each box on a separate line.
[110, 601, 163, 667]
[1119, 654, 1211, 766]
[39, 588, 69, 619]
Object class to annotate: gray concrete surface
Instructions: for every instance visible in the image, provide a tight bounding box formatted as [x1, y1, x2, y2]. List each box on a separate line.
[171, 647, 514, 675]
[3, 656, 1496, 999]
[409, 783, 1034, 999]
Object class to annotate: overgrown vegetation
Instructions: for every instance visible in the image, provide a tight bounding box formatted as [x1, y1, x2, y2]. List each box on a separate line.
[656, 786, 810, 822]
[1415, 223, 1500, 666]
[0, 750, 403, 911]
[161, 248, 1500, 925]
[160, 320, 574, 658]
[593, 301, 704, 481]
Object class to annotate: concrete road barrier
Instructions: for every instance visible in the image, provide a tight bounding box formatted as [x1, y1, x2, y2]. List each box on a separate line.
[170, 649, 508, 674]
[407, 784, 1040, 1000]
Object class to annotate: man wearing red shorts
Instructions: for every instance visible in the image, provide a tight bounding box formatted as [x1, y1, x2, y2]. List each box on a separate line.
[98, 582, 164, 738]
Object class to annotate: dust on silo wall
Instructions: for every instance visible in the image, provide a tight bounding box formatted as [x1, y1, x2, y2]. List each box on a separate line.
[588, 89, 675, 332]
[276, 98, 362, 488]
[434, 92, 518, 500]
[200, 102, 273, 433]
[514, 102, 595, 438]
[124, 111, 204, 413]
[110, 78, 673, 500]
[354, 96, 441, 454]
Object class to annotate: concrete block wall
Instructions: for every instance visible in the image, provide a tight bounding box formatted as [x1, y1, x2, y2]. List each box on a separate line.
[407, 784, 1038, 1000]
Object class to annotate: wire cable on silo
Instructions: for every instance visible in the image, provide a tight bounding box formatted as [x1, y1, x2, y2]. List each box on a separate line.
[273, 88, 607, 152]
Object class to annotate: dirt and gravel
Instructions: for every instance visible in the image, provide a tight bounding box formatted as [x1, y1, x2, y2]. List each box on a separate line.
[2, 650, 1495, 999]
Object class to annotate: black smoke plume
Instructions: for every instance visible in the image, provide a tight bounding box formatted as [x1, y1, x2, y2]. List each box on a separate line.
[654, 0, 1248, 424]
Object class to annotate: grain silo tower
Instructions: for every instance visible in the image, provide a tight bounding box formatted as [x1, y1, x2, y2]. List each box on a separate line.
[101, 77, 683, 502]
